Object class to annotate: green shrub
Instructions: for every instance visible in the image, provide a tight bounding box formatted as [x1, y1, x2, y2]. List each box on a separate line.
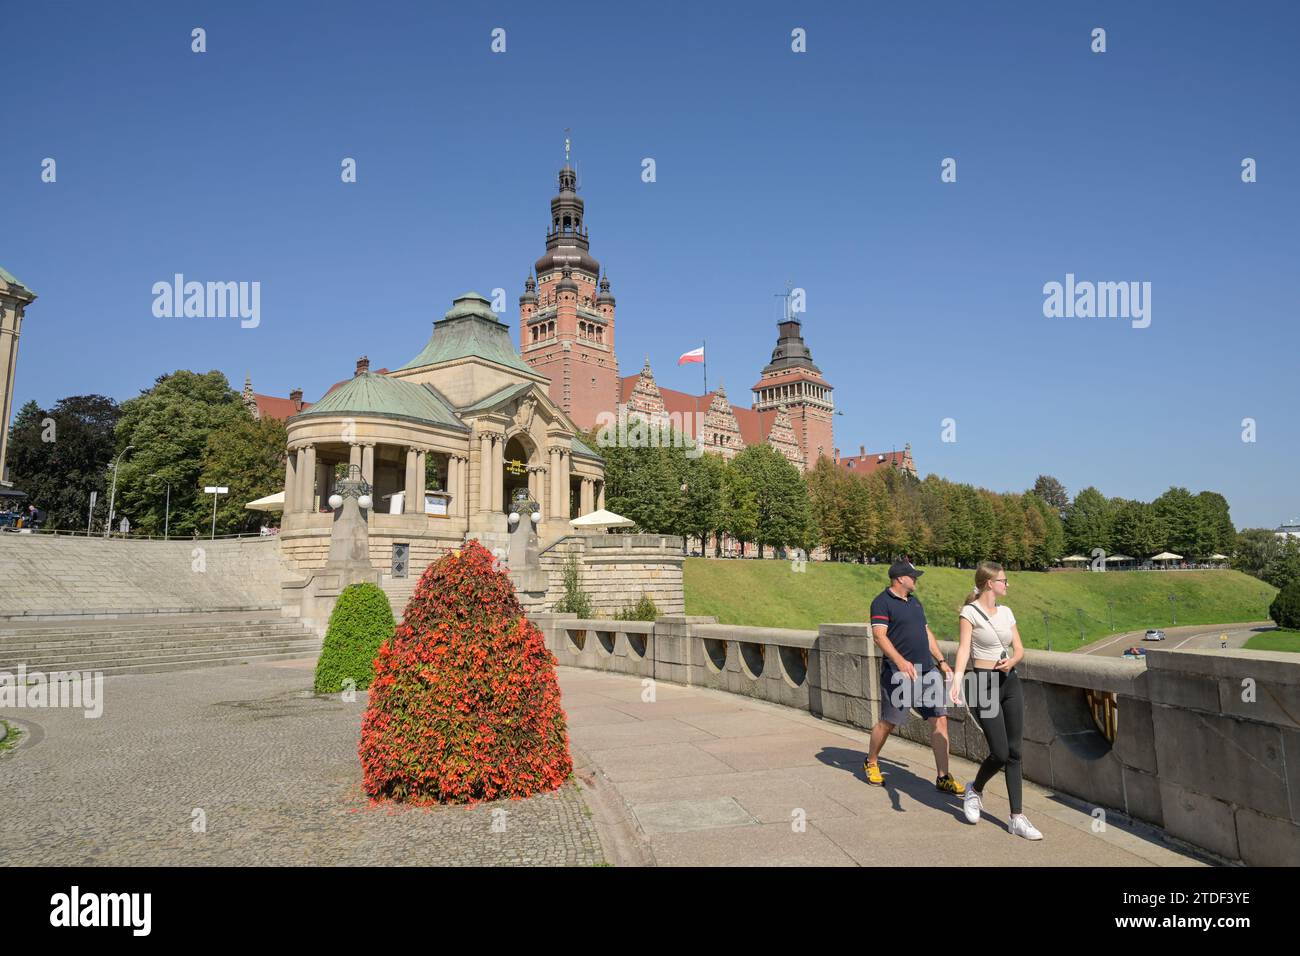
[1270, 579, 1300, 630]
[314, 582, 396, 694]
[553, 553, 593, 618]
[614, 592, 658, 621]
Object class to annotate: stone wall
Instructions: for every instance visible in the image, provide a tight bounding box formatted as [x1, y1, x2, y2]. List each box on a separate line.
[538, 533, 685, 617]
[531, 613, 1300, 866]
[0, 534, 286, 619]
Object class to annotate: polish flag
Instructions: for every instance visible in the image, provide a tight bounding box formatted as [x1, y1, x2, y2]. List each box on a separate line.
[678, 346, 705, 365]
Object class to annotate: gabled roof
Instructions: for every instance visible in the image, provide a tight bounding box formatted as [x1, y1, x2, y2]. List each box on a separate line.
[398, 292, 539, 377]
[254, 394, 311, 420]
[293, 372, 467, 430]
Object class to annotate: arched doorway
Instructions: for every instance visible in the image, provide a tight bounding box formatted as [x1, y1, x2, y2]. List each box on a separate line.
[502, 434, 534, 513]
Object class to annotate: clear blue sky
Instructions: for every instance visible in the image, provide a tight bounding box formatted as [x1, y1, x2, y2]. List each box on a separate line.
[4, 1, 1296, 528]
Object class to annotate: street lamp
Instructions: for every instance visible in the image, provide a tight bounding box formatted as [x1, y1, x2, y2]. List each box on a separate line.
[1168, 593, 1178, 626]
[204, 485, 228, 540]
[105, 445, 134, 537]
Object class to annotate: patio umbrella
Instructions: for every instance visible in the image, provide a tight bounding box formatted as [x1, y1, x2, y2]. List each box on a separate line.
[569, 508, 635, 531]
[245, 491, 284, 512]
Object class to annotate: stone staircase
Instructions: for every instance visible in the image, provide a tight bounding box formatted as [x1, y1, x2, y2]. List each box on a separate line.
[0, 611, 320, 677]
[380, 575, 420, 622]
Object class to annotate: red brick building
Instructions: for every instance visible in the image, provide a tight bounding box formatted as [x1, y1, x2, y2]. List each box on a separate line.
[518, 160, 915, 479]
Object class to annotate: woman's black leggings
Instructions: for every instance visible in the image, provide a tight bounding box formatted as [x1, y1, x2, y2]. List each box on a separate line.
[970, 668, 1024, 815]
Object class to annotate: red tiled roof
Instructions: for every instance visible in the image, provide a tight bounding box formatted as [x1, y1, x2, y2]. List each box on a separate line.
[837, 450, 909, 475]
[253, 394, 311, 420]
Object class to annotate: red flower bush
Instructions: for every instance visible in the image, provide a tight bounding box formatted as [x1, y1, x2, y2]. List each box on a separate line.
[358, 539, 572, 804]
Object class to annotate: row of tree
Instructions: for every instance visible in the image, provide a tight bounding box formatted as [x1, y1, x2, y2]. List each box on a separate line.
[8, 371, 285, 537]
[592, 426, 1242, 570]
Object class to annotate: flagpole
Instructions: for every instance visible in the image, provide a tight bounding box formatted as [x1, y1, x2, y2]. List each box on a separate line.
[702, 340, 707, 395]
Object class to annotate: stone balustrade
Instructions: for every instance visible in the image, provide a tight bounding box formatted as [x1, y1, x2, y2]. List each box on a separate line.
[530, 612, 1300, 867]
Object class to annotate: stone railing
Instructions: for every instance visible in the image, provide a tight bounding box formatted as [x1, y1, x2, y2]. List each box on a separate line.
[530, 613, 1300, 867]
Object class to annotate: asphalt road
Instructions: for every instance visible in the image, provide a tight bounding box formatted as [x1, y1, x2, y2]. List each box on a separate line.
[1073, 621, 1277, 658]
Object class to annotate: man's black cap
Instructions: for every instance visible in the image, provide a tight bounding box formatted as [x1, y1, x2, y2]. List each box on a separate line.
[888, 560, 924, 580]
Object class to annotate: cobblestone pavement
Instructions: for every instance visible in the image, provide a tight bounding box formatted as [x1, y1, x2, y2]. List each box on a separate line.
[0, 659, 604, 866]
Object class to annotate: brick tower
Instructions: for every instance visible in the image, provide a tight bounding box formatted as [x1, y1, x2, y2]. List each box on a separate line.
[750, 312, 834, 468]
[519, 156, 619, 432]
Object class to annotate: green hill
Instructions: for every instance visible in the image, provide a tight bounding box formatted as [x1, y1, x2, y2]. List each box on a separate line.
[683, 560, 1277, 653]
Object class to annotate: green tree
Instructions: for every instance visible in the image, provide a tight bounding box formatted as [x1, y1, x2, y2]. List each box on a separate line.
[719, 462, 758, 557]
[5, 395, 120, 530]
[1031, 474, 1069, 517]
[1111, 499, 1167, 559]
[729, 443, 812, 557]
[113, 371, 249, 536]
[197, 415, 288, 534]
[1065, 486, 1113, 556]
[1152, 486, 1215, 558]
[677, 448, 724, 554]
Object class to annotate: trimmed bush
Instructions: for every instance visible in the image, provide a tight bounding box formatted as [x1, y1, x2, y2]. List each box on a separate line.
[614, 592, 658, 621]
[314, 582, 395, 694]
[1270, 579, 1300, 630]
[358, 539, 572, 804]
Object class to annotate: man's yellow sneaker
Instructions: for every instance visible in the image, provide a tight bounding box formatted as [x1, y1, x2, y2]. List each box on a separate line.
[936, 773, 966, 795]
[864, 760, 885, 786]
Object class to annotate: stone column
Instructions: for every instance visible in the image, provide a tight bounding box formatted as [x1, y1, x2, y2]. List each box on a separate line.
[283, 449, 298, 513]
[416, 448, 428, 512]
[561, 449, 571, 519]
[580, 477, 593, 515]
[446, 455, 458, 516]
[301, 445, 317, 512]
[551, 447, 566, 515]
[478, 433, 492, 513]
[404, 446, 420, 514]
[491, 435, 504, 512]
[361, 443, 375, 487]
[596, 481, 605, 511]
[458, 454, 470, 520]
[316, 458, 331, 508]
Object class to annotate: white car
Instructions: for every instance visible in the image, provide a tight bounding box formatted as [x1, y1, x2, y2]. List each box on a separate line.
[1143, 629, 1166, 641]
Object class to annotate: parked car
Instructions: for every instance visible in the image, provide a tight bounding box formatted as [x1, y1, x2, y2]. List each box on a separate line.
[1143, 629, 1166, 641]
[1122, 646, 1148, 659]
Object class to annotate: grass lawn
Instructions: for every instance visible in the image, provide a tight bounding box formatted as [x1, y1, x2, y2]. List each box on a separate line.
[684, 559, 1276, 653]
[1244, 629, 1300, 652]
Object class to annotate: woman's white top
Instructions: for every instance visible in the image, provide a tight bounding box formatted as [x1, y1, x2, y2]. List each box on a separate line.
[959, 603, 1016, 663]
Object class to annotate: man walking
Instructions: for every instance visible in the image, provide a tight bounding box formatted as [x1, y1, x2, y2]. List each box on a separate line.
[864, 559, 965, 796]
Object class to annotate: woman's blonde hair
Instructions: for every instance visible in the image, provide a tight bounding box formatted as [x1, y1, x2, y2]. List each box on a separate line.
[962, 560, 1004, 608]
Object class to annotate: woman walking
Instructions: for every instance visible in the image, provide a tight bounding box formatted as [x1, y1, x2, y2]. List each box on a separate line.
[949, 561, 1042, 840]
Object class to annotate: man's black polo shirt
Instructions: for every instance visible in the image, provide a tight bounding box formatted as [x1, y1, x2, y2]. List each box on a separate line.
[869, 586, 932, 675]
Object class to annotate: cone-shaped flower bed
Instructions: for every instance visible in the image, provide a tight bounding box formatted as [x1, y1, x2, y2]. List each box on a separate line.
[359, 539, 572, 804]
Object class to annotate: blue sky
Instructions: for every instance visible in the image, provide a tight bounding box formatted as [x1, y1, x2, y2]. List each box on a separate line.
[3, 1, 1297, 528]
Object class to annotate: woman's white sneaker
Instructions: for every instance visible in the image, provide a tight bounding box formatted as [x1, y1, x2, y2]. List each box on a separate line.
[963, 788, 983, 824]
[1010, 814, 1043, 840]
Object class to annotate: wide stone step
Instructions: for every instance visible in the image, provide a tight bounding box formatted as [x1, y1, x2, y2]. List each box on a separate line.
[0, 640, 322, 674]
[85, 650, 324, 678]
[0, 624, 312, 650]
[0, 613, 289, 637]
[1, 634, 322, 666]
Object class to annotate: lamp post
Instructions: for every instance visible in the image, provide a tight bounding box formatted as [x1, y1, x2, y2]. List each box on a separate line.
[151, 473, 172, 541]
[1169, 593, 1178, 626]
[204, 485, 228, 540]
[105, 445, 133, 537]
